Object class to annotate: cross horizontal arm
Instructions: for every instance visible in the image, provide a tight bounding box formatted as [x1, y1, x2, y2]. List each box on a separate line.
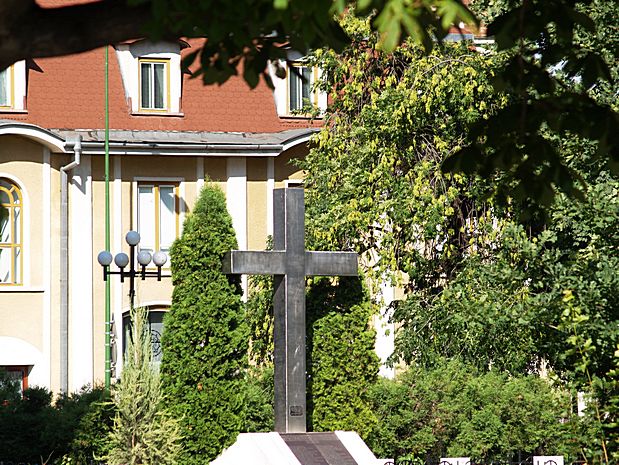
[305, 251, 358, 276]
[222, 250, 286, 275]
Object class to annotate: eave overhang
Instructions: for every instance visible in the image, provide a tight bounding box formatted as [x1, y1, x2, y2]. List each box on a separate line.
[53, 128, 319, 157]
[0, 120, 68, 153]
[0, 122, 318, 157]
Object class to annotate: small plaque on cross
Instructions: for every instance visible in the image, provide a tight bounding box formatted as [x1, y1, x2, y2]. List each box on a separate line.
[223, 188, 358, 433]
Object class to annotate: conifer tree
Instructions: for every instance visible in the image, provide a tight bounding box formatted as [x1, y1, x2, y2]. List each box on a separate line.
[306, 276, 380, 439]
[160, 184, 249, 464]
[107, 306, 181, 465]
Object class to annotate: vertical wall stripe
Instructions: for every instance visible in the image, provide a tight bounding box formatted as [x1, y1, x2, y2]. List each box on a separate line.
[226, 157, 247, 249]
[70, 155, 93, 391]
[197, 157, 204, 193]
[42, 148, 51, 388]
[112, 157, 123, 376]
[226, 157, 247, 296]
[266, 157, 274, 237]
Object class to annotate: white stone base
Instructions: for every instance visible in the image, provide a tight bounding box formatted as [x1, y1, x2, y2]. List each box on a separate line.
[212, 431, 386, 465]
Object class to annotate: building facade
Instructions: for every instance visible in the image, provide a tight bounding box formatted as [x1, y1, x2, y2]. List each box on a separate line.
[0, 33, 327, 393]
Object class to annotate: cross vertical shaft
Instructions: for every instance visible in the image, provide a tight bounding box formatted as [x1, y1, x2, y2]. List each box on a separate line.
[273, 188, 306, 432]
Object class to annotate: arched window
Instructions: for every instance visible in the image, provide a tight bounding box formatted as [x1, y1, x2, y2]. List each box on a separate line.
[0, 178, 23, 285]
[122, 307, 167, 364]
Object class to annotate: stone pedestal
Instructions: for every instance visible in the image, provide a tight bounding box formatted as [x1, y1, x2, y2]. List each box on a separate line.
[212, 431, 386, 465]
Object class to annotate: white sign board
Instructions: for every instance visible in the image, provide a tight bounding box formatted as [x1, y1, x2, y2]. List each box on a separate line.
[439, 458, 471, 465]
[534, 457, 564, 465]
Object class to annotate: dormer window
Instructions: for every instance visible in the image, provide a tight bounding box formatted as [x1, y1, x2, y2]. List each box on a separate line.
[288, 64, 316, 113]
[269, 52, 326, 118]
[139, 59, 169, 111]
[115, 40, 185, 115]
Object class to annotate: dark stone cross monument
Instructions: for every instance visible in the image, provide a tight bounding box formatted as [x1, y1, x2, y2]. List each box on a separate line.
[223, 187, 358, 433]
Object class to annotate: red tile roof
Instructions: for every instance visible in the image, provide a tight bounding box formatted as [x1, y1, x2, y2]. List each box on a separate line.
[4, 44, 319, 133]
[7, 3, 321, 134]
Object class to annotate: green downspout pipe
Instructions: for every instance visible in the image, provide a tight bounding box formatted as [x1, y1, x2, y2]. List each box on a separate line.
[104, 45, 111, 390]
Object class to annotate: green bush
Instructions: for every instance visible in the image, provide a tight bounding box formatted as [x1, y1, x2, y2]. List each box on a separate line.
[0, 379, 112, 464]
[245, 268, 379, 435]
[160, 184, 249, 464]
[66, 394, 115, 464]
[366, 359, 571, 462]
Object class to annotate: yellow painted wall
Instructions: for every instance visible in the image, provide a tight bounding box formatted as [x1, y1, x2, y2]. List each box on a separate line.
[247, 158, 268, 249]
[205, 157, 227, 194]
[275, 145, 305, 188]
[0, 293, 44, 349]
[0, 136, 65, 391]
[48, 155, 63, 392]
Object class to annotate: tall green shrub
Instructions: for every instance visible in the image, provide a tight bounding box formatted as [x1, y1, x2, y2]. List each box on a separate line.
[306, 276, 379, 438]
[160, 184, 249, 464]
[66, 392, 115, 464]
[107, 306, 181, 465]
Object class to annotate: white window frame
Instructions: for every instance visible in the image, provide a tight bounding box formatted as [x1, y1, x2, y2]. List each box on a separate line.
[138, 58, 170, 112]
[0, 66, 13, 108]
[287, 63, 318, 114]
[115, 41, 183, 114]
[0, 174, 30, 287]
[0, 61, 26, 112]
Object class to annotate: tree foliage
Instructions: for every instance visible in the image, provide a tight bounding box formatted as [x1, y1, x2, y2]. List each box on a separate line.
[107, 306, 181, 465]
[445, 0, 619, 206]
[393, 171, 619, 461]
[160, 184, 249, 464]
[302, 18, 502, 286]
[303, 11, 618, 462]
[246, 270, 275, 367]
[244, 366, 275, 433]
[0, 0, 475, 86]
[66, 395, 115, 465]
[245, 272, 379, 436]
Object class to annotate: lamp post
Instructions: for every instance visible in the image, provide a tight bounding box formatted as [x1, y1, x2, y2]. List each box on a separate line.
[97, 230, 169, 309]
[97, 231, 169, 381]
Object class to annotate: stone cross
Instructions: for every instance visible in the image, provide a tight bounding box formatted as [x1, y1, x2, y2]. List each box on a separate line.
[223, 188, 358, 433]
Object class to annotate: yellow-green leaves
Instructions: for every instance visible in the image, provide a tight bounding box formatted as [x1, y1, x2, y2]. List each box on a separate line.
[302, 27, 500, 289]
